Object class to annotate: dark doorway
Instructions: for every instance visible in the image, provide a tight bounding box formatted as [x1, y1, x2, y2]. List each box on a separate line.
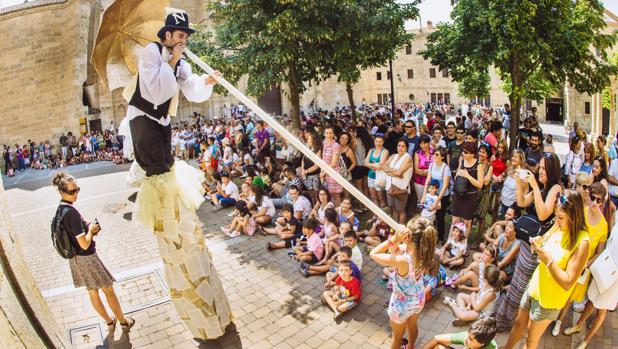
[602, 108, 610, 136]
[89, 119, 102, 134]
[545, 98, 563, 123]
[258, 86, 282, 116]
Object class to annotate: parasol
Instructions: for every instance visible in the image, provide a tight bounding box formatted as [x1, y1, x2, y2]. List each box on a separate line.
[91, 0, 171, 90]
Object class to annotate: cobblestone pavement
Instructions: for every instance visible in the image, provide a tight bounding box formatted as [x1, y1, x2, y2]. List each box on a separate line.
[4, 131, 618, 349]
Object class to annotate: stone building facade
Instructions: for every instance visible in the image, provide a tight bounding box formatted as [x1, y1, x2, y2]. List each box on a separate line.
[0, 1, 616, 148]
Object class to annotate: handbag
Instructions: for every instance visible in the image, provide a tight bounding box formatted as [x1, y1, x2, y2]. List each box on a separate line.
[514, 214, 554, 241]
[590, 246, 618, 293]
[388, 184, 408, 197]
[453, 160, 470, 195]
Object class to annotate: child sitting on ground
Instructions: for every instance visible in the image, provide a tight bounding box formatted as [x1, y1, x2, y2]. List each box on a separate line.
[320, 220, 350, 264]
[480, 205, 518, 250]
[421, 317, 498, 349]
[319, 207, 340, 258]
[423, 255, 448, 302]
[290, 218, 323, 264]
[439, 222, 467, 268]
[336, 198, 358, 232]
[221, 200, 256, 237]
[363, 218, 395, 248]
[300, 231, 362, 278]
[265, 204, 302, 250]
[443, 265, 503, 327]
[446, 245, 497, 292]
[421, 180, 441, 224]
[320, 246, 362, 282]
[263, 203, 298, 236]
[321, 261, 361, 320]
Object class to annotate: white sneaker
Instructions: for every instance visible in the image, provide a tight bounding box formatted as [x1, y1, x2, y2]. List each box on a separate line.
[573, 301, 586, 313]
[221, 227, 230, 235]
[229, 230, 241, 237]
[551, 320, 562, 337]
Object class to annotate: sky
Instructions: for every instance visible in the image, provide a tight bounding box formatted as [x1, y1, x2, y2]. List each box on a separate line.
[403, 0, 618, 29]
[1, 0, 617, 24]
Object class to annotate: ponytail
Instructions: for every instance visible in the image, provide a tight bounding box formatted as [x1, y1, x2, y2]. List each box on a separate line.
[406, 217, 437, 272]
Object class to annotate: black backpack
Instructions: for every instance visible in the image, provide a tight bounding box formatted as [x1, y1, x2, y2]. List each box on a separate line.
[51, 204, 77, 259]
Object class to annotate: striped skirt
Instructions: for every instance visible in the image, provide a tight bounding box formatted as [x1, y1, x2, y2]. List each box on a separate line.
[495, 241, 538, 332]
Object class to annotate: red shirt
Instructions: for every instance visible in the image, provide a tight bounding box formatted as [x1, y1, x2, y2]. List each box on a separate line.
[492, 157, 507, 177]
[335, 276, 362, 303]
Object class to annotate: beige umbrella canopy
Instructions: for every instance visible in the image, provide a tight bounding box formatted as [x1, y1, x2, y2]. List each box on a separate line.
[91, 0, 171, 90]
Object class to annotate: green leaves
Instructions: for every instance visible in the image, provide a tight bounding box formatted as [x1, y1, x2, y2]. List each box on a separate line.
[190, 0, 418, 125]
[420, 0, 617, 150]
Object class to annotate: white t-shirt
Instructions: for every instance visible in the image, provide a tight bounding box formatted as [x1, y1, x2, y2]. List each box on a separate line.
[244, 153, 254, 165]
[293, 195, 312, 220]
[258, 196, 276, 217]
[222, 181, 239, 200]
[421, 193, 438, 220]
[352, 245, 363, 270]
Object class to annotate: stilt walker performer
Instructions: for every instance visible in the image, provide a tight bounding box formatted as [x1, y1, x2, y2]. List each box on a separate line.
[121, 8, 232, 339]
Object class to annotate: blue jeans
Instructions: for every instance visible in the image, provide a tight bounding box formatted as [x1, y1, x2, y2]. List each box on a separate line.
[215, 194, 236, 207]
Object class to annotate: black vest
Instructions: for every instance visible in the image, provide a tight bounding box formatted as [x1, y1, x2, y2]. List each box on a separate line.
[129, 42, 182, 119]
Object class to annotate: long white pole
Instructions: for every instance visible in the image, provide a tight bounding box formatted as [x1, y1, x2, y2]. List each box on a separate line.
[184, 49, 402, 230]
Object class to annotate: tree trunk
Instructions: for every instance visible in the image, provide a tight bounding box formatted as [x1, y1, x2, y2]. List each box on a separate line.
[288, 61, 301, 128]
[346, 81, 356, 118]
[509, 59, 522, 153]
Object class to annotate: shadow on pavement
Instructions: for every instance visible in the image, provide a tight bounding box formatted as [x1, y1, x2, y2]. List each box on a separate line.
[196, 323, 243, 349]
[2, 162, 131, 191]
[97, 330, 132, 349]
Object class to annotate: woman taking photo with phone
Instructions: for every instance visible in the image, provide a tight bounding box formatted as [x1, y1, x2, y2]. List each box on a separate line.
[495, 152, 562, 333]
[502, 189, 589, 349]
[52, 172, 134, 332]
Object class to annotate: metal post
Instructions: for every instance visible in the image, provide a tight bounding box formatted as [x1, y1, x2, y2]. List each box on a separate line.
[389, 59, 395, 117]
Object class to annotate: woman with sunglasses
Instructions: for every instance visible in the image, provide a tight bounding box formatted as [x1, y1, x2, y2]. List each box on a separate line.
[52, 172, 134, 332]
[552, 182, 609, 338]
[502, 190, 589, 349]
[495, 152, 562, 333]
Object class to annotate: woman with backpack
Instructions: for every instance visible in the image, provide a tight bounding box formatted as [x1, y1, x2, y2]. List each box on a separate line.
[52, 172, 134, 332]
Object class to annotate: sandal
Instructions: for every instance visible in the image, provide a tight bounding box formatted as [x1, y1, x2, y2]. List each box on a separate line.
[120, 317, 135, 332]
[106, 318, 117, 332]
[266, 242, 272, 250]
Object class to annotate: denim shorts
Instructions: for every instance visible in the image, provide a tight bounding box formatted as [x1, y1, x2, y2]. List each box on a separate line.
[520, 288, 561, 321]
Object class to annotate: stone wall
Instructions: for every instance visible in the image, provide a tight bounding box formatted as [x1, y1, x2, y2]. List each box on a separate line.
[0, 0, 92, 147]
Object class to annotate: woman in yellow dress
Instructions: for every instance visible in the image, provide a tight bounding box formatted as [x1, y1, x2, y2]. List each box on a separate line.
[551, 182, 608, 336]
[501, 189, 590, 349]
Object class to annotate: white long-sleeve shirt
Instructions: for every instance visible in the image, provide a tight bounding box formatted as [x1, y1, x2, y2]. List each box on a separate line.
[126, 42, 213, 126]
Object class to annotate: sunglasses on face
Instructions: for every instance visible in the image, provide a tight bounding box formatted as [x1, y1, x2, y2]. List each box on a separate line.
[64, 187, 80, 195]
[456, 131, 465, 135]
[404, 125, 415, 129]
[579, 184, 589, 191]
[589, 193, 603, 204]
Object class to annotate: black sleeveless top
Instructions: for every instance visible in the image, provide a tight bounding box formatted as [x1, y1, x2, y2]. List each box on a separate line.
[526, 186, 555, 225]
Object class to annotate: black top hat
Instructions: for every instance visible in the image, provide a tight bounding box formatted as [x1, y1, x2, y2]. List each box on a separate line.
[158, 9, 195, 39]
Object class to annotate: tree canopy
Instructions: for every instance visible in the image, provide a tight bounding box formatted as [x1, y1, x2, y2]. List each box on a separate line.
[192, 0, 418, 126]
[420, 0, 618, 149]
